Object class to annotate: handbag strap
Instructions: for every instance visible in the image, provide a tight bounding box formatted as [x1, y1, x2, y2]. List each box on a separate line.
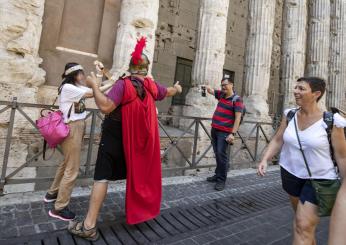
[293, 113, 312, 178]
[42, 140, 56, 161]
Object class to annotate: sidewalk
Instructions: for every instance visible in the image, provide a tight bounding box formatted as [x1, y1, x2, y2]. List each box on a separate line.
[0, 166, 330, 245]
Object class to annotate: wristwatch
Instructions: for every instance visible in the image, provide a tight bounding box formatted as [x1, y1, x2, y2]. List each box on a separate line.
[231, 132, 236, 136]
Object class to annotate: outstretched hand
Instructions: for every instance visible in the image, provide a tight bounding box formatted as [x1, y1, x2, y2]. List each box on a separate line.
[174, 81, 182, 94]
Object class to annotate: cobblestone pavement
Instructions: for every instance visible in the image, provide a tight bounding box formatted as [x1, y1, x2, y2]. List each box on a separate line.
[0, 168, 330, 244]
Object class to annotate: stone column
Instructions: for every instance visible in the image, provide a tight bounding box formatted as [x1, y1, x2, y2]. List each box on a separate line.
[0, 0, 46, 95]
[329, 0, 346, 110]
[306, 0, 330, 108]
[243, 0, 276, 122]
[281, 0, 308, 109]
[111, 0, 159, 79]
[0, 0, 46, 193]
[184, 0, 230, 118]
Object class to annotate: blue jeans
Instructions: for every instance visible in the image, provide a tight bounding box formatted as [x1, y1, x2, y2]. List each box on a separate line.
[211, 128, 230, 182]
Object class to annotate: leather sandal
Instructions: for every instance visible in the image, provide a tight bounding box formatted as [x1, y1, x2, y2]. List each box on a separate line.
[68, 220, 99, 241]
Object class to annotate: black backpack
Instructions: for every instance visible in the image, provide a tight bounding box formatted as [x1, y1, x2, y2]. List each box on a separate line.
[232, 95, 246, 124]
[286, 108, 346, 166]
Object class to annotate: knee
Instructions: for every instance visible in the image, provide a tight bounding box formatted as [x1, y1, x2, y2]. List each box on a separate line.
[63, 168, 79, 181]
[294, 216, 316, 236]
[216, 150, 227, 158]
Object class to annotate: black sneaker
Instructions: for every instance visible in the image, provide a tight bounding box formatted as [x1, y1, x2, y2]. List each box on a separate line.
[48, 207, 76, 221]
[214, 181, 225, 191]
[207, 175, 218, 182]
[44, 192, 58, 203]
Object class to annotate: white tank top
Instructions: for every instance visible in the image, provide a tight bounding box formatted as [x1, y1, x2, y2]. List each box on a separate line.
[279, 108, 346, 179]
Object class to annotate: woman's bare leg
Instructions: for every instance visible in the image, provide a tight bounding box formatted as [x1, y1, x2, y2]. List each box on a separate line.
[292, 201, 319, 245]
[329, 182, 346, 245]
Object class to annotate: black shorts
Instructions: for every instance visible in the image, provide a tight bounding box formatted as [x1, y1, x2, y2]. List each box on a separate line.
[280, 167, 318, 205]
[93, 117, 126, 181]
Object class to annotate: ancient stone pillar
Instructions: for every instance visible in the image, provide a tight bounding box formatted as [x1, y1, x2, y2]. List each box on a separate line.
[184, 0, 230, 118]
[243, 0, 276, 122]
[329, 0, 346, 110]
[111, 0, 159, 79]
[0, 0, 46, 193]
[281, 0, 308, 109]
[0, 0, 46, 96]
[306, 0, 330, 108]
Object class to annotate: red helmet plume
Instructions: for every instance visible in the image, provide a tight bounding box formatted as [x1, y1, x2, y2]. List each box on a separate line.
[131, 37, 147, 65]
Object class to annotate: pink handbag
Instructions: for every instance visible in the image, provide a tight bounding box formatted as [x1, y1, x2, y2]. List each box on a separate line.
[36, 93, 73, 161]
[36, 110, 70, 148]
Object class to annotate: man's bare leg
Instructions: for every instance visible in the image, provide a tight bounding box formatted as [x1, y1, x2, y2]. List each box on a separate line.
[84, 181, 108, 229]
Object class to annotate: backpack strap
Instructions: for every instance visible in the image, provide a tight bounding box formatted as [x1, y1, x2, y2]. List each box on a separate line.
[323, 111, 334, 135]
[286, 109, 298, 124]
[323, 111, 337, 167]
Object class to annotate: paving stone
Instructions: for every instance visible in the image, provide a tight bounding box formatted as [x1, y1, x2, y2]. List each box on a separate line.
[192, 233, 217, 244]
[0, 227, 18, 239]
[208, 228, 230, 239]
[52, 220, 68, 230]
[15, 212, 33, 226]
[31, 202, 44, 210]
[176, 238, 199, 245]
[31, 208, 46, 217]
[36, 223, 55, 233]
[18, 225, 36, 236]
[32, 214, 49, 224]
[1, 206, 15, 213]
[210, 234, 242, 245]
[0, 212, 14, 220]
[15, 203, 31, 211]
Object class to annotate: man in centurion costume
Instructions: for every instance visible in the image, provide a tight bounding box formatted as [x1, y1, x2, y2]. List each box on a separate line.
[68, 37, 182, 241]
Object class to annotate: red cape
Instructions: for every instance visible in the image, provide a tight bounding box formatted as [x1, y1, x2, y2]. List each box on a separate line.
[121, 77, 162, 224]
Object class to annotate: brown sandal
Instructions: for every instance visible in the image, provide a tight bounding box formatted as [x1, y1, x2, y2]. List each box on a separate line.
[68, 220, 100, 241]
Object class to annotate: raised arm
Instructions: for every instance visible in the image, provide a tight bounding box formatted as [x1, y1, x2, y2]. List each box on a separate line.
[206, 85, 214, 95]
[257, 116, 288, 176]
[85, 73, 116, 114]
[166, 81, 182, 97]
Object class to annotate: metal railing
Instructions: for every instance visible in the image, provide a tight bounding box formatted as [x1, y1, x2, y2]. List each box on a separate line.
[0, 98, 275, 195]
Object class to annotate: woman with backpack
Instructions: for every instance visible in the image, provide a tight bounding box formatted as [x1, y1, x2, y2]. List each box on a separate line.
[44, 62, 113, 221]
[257, 77, 346, 244]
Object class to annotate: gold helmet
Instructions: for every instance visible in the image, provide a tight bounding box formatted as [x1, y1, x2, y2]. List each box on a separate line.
[128, 37, 150, 76]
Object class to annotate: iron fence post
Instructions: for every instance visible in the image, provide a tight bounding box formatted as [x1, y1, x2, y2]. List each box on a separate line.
[254, 123, 260, 167]
[0, 97, 17, 196]
[191, 119, 200, 168]
[85, 110, 97, 176]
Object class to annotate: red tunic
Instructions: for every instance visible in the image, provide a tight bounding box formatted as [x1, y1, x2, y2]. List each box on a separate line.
[121, 77, 162, 224]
